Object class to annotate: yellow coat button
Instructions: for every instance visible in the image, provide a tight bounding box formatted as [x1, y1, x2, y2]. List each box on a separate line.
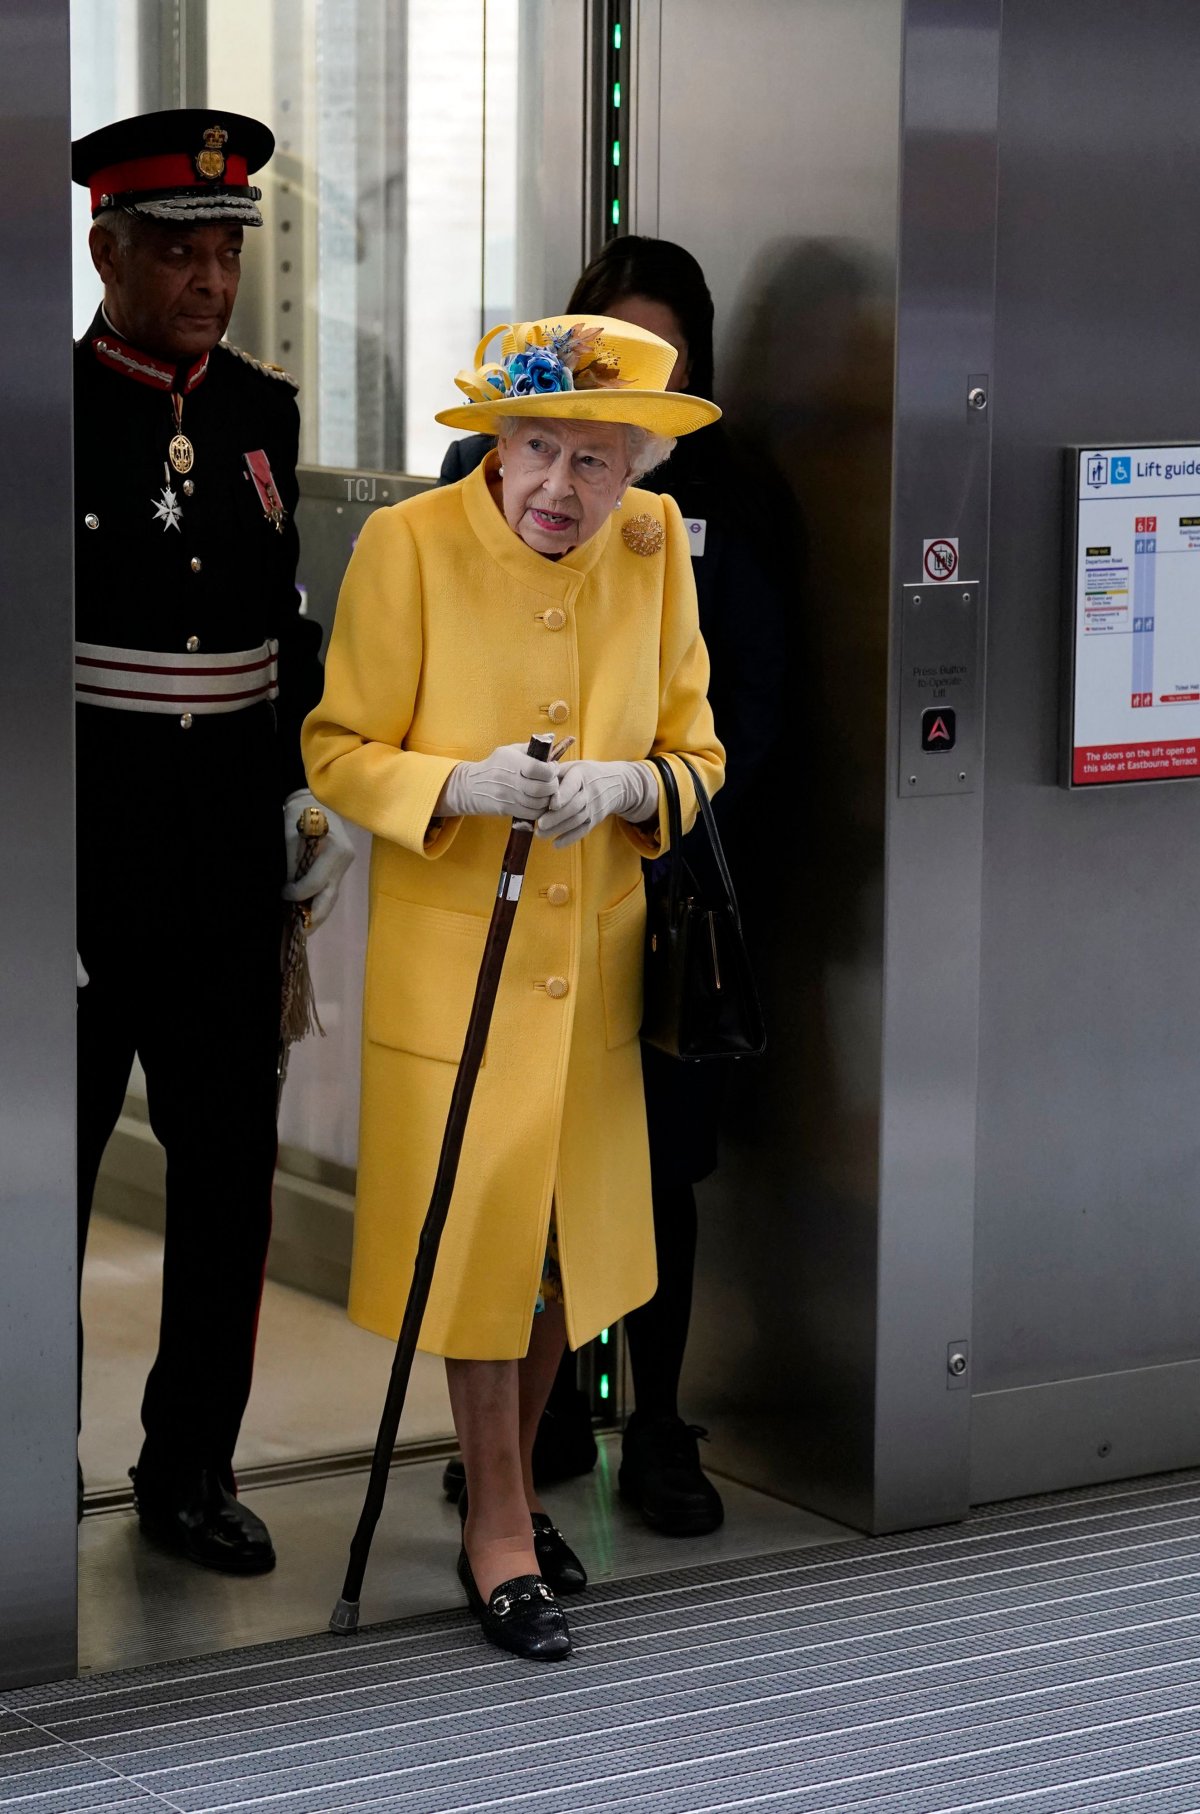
[180, 712, 194, 730]
[190, 557, 202, 572]
[546, 883, 570, 906]
[186, 635, 200, 652]
[547, 699, 569, 724]
[544, 608, 566, 631]
[546, 976, 569, 999]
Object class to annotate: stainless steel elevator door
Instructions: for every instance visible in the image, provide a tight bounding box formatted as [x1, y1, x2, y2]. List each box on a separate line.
[972, 0, 1200, 1500]
[635, 0, 908, 1528]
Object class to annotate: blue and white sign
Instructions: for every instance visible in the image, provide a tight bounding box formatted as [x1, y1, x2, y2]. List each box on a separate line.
[1068, 443, 1200, 786]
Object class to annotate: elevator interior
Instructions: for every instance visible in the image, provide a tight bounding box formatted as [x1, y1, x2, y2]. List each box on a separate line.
[6, 0, 1200, 1691]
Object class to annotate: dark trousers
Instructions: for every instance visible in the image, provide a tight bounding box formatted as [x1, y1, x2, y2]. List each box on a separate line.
[76, 709, 283, 1478]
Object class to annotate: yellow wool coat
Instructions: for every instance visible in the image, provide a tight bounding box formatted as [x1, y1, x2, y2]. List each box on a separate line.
[302, 455, 724, 1359]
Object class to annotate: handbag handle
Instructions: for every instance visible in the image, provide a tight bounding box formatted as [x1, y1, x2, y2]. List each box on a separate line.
[647, 754, 743, 935]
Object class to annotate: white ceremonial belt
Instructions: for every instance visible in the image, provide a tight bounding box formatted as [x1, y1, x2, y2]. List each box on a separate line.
[74, 640, 280, 715]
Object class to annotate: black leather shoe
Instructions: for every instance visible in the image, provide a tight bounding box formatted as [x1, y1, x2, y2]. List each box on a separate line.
[532, 1512, 588, 1593]
[618, 1413, 725, 1536]
[532, 1387, 598, 1485]
[456, 1549, 571, 1660]
[456, 1489, 587, 1594]
[131, 1460, 276, 1575]
[442, 1457, 466, 1502]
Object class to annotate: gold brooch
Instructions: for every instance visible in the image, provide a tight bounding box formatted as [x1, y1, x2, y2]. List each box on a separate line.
[195, 124, 228, 183]
[622, 512, 664, 557]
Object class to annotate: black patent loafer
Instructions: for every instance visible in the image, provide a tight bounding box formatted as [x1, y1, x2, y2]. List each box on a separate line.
[619, 1413, 725, 1536]
[457, 1549, 571, 1660]
[531, 1512, 588, 1593]
[131, 1462, 276, 1575]
[456, 1489, 588, 1594]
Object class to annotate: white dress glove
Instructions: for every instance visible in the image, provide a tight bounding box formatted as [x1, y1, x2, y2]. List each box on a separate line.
[535, 760, 657, 850]
[437, 743, 559, 821]
[282, 790, 355, 932]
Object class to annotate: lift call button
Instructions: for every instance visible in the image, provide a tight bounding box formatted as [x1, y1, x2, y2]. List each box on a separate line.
[921, 707, 957, 752]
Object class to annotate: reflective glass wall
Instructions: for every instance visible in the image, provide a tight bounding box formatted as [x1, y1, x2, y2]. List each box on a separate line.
[72, 0, 534, 479]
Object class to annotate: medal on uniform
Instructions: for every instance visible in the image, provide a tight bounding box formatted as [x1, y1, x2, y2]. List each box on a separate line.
[169, 393, 194, 474]
[151, 462, 183, 533]
[244, 448, 287, 533]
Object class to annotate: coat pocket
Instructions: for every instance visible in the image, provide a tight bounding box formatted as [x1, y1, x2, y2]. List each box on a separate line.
[598, 880, 647, 1050]
[365, 894, 489, 1065]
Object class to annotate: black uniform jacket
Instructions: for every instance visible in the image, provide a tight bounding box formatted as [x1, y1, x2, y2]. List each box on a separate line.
[74, 307, 323, 801]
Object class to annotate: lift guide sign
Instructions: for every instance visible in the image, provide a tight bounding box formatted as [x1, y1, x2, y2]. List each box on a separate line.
[1067, 444, 1200, 786]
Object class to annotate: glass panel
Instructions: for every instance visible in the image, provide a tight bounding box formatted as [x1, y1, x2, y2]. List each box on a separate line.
[70, 0, 537, 476]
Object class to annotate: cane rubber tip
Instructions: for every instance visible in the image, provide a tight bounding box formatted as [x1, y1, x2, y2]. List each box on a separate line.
[329, 1598, 360, 1636]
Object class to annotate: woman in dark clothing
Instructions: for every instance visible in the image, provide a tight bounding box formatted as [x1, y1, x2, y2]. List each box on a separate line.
[439, 238, 790, 1534]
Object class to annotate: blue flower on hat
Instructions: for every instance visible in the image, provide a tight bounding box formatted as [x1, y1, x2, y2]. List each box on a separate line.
[506, 350, 573, 396]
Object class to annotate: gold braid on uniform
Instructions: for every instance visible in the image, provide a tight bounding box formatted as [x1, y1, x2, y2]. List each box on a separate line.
[222, 343, 299, 389]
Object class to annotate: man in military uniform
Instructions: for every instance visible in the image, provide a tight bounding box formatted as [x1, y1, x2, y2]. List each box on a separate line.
[71, 109, 353, 1572]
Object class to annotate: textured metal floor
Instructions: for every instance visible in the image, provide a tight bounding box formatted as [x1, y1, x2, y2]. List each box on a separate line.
[6, 1470, 1200, 1813]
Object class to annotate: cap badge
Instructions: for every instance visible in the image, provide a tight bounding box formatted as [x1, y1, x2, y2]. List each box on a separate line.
[195, 124, 229, 183]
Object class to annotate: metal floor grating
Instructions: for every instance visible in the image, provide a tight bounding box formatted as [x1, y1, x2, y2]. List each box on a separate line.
[7, 1471, 1200, 1812]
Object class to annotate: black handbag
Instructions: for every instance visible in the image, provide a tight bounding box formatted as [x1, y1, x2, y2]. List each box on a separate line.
[641, 755, 766, 1062]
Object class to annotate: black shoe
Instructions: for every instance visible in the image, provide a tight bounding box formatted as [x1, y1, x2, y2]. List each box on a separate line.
[456, 1488, 588, 1594]
[532, 1512, 588, 1593]
[532, 1388, 598, 1486]
[130, 1458, 276, 1575]
[456, 1548, 571, 1661]
[618, 1413, 725, 1536]
[442, 1457, 466, 1502]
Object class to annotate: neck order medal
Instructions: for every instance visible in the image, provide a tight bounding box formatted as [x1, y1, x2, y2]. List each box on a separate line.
[169, 394, 194, 474]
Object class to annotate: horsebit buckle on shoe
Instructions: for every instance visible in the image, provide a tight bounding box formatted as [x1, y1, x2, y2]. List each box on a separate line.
[493, 1581, 553, 1620]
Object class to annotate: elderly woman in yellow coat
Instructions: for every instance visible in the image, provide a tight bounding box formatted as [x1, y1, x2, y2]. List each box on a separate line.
[302, 316, 723, 1661]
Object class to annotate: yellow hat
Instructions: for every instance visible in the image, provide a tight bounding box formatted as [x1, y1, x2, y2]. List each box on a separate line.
[434, 315, 721, 438]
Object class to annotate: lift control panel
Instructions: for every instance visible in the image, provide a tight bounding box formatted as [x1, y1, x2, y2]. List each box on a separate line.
[1064, 443, 1200, 787]
[898, 581, 981, 797]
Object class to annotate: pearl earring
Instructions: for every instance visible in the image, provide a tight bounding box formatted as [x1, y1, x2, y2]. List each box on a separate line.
[613, 496, 623, 511]
[498, 463, 505, 476]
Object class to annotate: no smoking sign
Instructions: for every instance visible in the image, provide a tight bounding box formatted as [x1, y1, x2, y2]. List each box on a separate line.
[923, 537, 960, 583]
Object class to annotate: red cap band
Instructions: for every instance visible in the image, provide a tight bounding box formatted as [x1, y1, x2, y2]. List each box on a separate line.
[90, 152, 250, 212]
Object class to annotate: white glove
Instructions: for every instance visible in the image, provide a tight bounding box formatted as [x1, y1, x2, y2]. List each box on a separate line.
[438, 743, 559, 821]
[535, 760, 657, 850]
[282, 790, 355, 932]
[77, 952, 89, 988]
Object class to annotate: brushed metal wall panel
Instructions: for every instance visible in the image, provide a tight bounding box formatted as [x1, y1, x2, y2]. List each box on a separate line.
[649, 0, 904, 1531]
[972, 1362, 1200, 1504]
[0, 0, 77, 1687]
[972, 2, 1200, 1491]
[652, 0, 1001, 1533]
[875, 0, 1000, 1531]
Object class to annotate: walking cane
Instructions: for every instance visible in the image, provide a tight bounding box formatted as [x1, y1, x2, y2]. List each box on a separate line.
[330, 731, 562, 1635]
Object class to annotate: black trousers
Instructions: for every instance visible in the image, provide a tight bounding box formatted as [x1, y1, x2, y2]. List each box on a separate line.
[76, 707, 284, 1477]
